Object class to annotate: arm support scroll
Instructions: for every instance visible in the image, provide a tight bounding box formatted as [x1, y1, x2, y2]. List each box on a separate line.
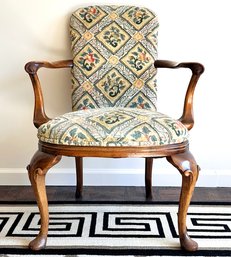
[155, 60, 204, 130]
[25, 60, 73, 128]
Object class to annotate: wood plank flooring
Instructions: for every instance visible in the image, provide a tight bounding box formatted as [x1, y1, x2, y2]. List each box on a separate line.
[0, 186, 230, 203]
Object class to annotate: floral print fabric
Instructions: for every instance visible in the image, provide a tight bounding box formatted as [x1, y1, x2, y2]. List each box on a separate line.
[70, 5, 159, 111]
[38, 6, 189, 148]
[38, 108, 188, 147]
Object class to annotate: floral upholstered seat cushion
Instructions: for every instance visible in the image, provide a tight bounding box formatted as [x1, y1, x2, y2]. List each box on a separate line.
[38, 108, 188, 147]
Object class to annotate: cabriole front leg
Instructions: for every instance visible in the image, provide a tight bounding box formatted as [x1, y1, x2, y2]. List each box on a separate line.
[27, 150, 61, 250]
[167, 150, 199, 251]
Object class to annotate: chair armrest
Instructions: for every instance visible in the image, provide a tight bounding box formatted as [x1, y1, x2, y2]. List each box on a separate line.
[154, 60, 204, 130]
[25, 60, 73, 128]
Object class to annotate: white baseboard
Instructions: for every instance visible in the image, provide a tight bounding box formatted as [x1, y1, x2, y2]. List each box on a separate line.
[0, 168, 230, 187]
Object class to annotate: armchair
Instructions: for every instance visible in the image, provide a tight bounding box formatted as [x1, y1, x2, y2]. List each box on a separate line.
[25, 5, 204, 252]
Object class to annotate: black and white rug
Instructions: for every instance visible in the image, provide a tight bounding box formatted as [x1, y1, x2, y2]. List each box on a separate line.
[0, 202, 231, 256]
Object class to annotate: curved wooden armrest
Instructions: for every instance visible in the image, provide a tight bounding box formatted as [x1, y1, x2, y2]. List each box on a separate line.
[155, 60, 204, 130]
[25, 60, 73, 128]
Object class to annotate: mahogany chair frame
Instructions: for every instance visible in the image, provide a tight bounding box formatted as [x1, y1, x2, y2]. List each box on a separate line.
[25, 59, 204, 251]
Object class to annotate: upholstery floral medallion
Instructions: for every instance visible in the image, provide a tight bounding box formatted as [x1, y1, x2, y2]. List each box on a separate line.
[96, 22, 131, 53]
[127, 93, 153, 109]
[121, 6, 155, 30]
[73, 6, 107, 29]
[38, 108, 188, 147]
[74, 93, 96, 110]
[121, 43, 154, 76]
[73, 44, 106, 77]
[70, 29, 81, 50]
[95, 68, 132, 105]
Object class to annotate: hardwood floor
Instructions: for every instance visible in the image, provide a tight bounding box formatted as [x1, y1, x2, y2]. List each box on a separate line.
[0, 186, 230, 203]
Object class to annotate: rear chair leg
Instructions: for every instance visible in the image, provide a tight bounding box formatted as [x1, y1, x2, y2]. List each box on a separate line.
[75, 157, 83, 198]
[145, 157, 153, 199]
[167, 150, 199, 251]
[27, 150, 61, 250]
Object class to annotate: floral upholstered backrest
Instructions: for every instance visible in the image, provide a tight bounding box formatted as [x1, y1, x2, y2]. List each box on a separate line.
[70, 5, 158, 111]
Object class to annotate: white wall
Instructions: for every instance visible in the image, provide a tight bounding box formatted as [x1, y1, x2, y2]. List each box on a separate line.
[0, 0, 230, 186]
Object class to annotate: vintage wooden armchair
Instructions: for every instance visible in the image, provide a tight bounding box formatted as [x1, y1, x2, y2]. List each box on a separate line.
[25, 5, 204, 251]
